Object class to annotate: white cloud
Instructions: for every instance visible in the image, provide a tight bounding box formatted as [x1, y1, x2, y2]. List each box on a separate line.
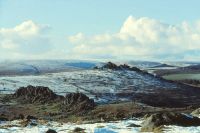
[1, 17, 200, 61]
[1, 40, 18, 49]
[68, 16, 200, 61]
[0, 20, 52, 59]
[68, 32, 85, 44]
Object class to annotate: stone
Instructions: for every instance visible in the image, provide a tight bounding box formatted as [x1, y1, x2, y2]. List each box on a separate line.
[46, 129, 57, 133]
[73, 127, 85, 133]
[191, 108, 200, 117]
[141, 112, 200, 132]
[26, 115, 38, 120]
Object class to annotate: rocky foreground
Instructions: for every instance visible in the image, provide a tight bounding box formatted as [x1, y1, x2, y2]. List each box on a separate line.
[0, 86, 200, 132]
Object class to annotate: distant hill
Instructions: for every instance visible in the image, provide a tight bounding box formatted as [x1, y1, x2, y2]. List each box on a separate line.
[184, 64, 200, 70]
[150, 63, 176, 68]
[65, 62, 96, 69]
[0, 60, 99, 76]
[128, 61, 162, 68]
[155, 64, 200, 76]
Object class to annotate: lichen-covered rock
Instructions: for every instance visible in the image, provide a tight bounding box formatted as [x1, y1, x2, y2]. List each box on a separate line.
[141, 112, 200, 132]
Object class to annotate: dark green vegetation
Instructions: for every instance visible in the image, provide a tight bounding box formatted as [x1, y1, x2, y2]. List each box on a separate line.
[154, 64, 200, 76]
[153, 64, 200, 87]
[163, 74, 200, 80]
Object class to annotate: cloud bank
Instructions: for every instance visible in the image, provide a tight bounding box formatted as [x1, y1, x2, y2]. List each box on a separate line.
[68, 16, 200, 61]
[1, 16, 200, 61]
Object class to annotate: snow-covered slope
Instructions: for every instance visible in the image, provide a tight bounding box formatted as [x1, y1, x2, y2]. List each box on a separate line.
[0, 60, 99, 76]
[1, 68, 200, 107]
[0, 69, 174, 95]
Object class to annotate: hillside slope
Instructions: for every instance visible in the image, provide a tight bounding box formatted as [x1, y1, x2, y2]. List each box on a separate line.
[1, 62, 200, 107]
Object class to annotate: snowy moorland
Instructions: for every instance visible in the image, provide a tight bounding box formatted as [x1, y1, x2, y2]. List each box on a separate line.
[0, 69, 177, 103]
[1, 62, 200, 133]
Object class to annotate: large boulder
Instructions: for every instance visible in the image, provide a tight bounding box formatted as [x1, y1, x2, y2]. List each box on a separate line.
[13, 85, 63, 103]
[73, 127, 85, 133]
[141, 112, 200, 132]
[191, 108, 200, 117]
[46, 129, 57, 133]
[63, 93, 95, 113]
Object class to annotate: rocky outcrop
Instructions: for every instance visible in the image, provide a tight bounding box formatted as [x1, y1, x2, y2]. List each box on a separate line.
[63, 93, 95, 113]
[102, 62, 119, 70]
[11, 86, 95, 118]
[13, 85, 63, 103]
[141, 112, 200, 132]
[97, 62, 142, 72]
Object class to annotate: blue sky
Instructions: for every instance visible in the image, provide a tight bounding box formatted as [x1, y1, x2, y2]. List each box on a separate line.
[1, 0, 200, 35]
[0, 0, 200, 61]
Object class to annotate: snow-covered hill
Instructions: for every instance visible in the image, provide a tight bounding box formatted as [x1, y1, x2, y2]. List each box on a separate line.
[1, 63, 200, 107]
[0, 60, 99, 76]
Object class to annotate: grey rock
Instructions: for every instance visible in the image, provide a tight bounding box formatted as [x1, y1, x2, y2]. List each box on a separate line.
[141, 112, 200, 132]
[191, 108, 200, 117]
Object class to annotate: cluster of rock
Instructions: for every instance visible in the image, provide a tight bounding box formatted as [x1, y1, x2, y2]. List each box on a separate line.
[13, 85, 62, 103]
[94, 62, 142, 72]
[12, 85, 95, 113]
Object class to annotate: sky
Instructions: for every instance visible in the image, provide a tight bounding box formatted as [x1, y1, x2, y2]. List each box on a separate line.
[0, 0, 200, 61]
